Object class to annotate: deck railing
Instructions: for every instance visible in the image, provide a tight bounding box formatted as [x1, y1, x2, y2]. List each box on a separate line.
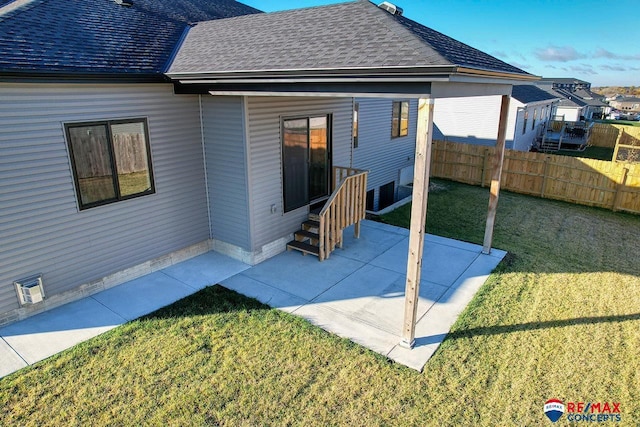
[318, 167, 368, 261]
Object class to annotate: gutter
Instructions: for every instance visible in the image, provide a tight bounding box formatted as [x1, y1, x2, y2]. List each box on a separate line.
[167, 65, 539, 85]
[0, 71, 169, 84]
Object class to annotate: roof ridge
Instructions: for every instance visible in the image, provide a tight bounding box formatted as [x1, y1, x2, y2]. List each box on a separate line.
[360, 1, 451, 66]
[0, 0, 44, 21]
[189, 0, 355, 25]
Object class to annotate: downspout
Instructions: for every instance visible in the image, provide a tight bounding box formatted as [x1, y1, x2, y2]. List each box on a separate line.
[350, 97, 355, 168]
[199, 94, 213, 243]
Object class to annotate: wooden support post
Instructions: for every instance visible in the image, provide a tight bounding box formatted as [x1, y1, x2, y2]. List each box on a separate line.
[612, 130, 624, 162]
[482, 94, 510, 255]
[400, 97, 434, 349]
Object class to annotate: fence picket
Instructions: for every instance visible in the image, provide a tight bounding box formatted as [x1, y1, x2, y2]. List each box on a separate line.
[431, 140, 640, 214]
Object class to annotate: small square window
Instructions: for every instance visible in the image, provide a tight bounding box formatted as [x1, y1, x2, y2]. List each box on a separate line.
[65, 118, 154, 210]
[391, 101, 409, 138]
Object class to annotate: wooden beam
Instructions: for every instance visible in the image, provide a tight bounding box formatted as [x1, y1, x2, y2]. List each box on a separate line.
[482, 94, 510, 254]
[400, 97, 434, 349]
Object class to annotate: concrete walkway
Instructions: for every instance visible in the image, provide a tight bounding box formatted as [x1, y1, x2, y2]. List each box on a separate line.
[0, 252, 250, 379]
[0, 220, 505, 378]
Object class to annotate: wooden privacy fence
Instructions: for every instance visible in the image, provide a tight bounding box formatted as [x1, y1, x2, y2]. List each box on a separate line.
[73, 133, 149, 178]
[613, 130, 640, 163]
[431, 140, 640, 214]
[587, 123, 640, 148]
[588, 123, 620, 148]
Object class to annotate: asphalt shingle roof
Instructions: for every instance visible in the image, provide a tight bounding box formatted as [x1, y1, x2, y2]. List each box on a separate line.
[573, 89, 607, 106]
[392, 13, 526, 75]
[539, 77, 589, 85]
[0, 0, 261, 75]
[168, 0, 530, 77]
[511, 85, 559, 104]
[551, 88, 588, 108]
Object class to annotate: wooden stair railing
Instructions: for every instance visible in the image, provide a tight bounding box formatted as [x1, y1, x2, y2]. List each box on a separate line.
[287, 166, 368, 261]
[318, 168, 368, 260]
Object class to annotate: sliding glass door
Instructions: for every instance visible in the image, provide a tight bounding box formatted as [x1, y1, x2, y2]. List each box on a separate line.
[282, 115, 331, 212]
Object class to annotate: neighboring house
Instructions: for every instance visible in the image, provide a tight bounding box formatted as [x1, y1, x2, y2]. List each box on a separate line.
[549, 88, 589, 122]
[0, 0, 533, 325]
[535, 77, 608, 120]
[508, 85, 560, 151]
[605, 94, 624, 103]
[431, 85, 558, 151]
[609, 96, 640, 112]
[537, 77, 592, 92]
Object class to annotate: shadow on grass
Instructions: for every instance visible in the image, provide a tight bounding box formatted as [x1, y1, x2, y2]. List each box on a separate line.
[140, 285, 270, 320]
[412, 313, 640, 348]
[442, 312, 640, 341]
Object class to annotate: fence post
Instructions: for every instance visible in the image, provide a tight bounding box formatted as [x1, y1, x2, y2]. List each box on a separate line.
[612, 130, 625, 163]
[612, 167, 629, 212]
[541, 156, 550, 198]
[481, 148, 489, 187]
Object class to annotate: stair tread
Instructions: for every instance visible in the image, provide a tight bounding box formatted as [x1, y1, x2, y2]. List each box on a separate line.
[302, 219, 320, 228]
[287, 240, 320, 256]
[294, 229, 320, 239]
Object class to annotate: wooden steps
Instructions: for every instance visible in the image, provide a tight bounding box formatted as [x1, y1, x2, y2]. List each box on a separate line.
[286, 166, 368, 261]
[302, 219, 319, 230]
[287, 218, 321, 257]
[540, 139, 560, 152]
[294, 229, 319, 242]
[286, 240, 320, 256]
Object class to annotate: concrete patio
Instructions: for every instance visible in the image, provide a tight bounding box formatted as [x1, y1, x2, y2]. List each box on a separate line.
[0, 220, 505, 378]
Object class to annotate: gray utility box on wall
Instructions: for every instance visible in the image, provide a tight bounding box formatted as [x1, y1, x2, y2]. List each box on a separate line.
[14, 274, 45, 305]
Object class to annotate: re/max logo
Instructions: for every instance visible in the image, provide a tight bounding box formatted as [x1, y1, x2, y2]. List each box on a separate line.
[566, 402, 621, 413]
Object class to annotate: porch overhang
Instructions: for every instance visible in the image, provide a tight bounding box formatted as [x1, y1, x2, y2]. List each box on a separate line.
[171, 67, 533, 350]
[170, 66, 535, 98]
[173, 81, 434, 98]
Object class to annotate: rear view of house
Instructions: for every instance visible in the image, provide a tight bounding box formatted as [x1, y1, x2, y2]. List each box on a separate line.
[0, 0, 534, 326]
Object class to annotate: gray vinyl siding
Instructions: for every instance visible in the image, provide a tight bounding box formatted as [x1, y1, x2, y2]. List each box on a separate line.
[201, 96, 250, 250]
[0, 83, 209, 315]
[353, 98, 417, 210]
[245, 96, 353, 250]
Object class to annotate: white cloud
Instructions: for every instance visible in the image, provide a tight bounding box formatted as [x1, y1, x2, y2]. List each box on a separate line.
[569, 64, 597, 75]
[594, 48, 640, 60]
[534, 46, 586, 62]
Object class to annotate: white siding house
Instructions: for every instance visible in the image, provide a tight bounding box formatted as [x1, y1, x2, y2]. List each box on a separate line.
[555, 104, 585, 122]
[432, 85, 559, 151]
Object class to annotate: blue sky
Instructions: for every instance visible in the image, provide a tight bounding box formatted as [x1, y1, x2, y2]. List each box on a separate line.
[241, 0, 640, 87]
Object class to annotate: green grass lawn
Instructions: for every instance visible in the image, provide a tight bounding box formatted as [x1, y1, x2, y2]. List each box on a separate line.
[556, 146, 614, 161]
[596, 119, 640, 127]
[2, 180, 639, 426]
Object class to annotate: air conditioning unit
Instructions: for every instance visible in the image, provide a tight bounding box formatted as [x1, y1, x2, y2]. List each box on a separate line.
[14, 274, 45, 305]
